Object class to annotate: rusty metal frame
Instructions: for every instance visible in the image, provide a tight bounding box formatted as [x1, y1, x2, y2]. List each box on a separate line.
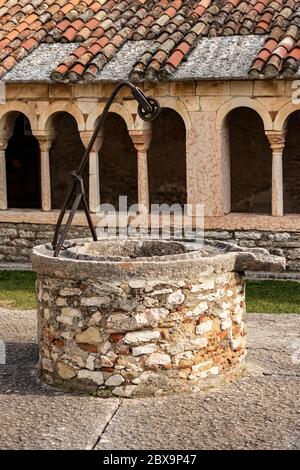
[52, 80, 160, 257]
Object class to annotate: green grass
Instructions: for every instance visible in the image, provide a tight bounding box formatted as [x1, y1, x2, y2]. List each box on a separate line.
[0, 271, 36, 310]
[0, 272, 299, 313]
[246, 280, 300, 314]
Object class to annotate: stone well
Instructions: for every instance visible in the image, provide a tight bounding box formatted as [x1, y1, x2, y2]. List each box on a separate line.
[32, 238, 285, 397]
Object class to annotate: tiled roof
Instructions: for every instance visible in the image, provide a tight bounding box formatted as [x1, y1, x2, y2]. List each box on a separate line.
[1, 0, 300, 82]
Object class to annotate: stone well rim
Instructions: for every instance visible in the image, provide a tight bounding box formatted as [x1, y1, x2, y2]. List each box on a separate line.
[32, 238, 286, 282]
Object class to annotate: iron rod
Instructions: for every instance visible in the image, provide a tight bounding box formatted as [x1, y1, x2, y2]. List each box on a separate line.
[52, 80, 160, 257]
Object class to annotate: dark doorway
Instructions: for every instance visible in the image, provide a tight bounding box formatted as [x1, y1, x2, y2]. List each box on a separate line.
[283, 111, 300, 213]
[49, 112, 87, 209]
[6, 114, 40, 209]
[229, 107, 272, 213]
[148, 108, 187, 207]
[99, 112, 137, 210]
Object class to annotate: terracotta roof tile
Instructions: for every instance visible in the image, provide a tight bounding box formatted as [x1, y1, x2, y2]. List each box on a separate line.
[257, 48, 271, 62]
[1, 0, 300, 81]
[289, 44, 300, 60]
[22, 36, 38, 50]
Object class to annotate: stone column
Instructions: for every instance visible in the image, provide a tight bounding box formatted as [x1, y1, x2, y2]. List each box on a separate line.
[266, 131, 285, 217]
[129, 129, 152, 211]
[0, 137, 8, 210]
[219, 126, 231, 215]
[37, 137, 52, 212]
[80, 132, 103, 213]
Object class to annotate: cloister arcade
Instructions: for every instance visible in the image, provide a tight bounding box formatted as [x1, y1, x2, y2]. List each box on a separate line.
[0, 92, 299, 220]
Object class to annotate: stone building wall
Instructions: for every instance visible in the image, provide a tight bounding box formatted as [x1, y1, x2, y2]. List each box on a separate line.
[1, 80, 300, 269]
[1, 79, 295, 217]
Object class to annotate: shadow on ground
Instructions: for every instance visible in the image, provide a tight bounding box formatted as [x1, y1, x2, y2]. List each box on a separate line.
[0, 341, 63, 397]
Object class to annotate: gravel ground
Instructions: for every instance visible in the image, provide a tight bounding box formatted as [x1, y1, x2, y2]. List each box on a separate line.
[0, 308, 299, 450]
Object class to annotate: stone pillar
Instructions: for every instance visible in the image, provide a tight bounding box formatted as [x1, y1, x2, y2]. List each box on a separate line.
[129, 129, 152, 211]
[0, 137, 8, 210]
[80, 132, 103, 213]
[266, 131, 285, 217]
[37, 137, 52, 212]
[219, 126, 231, 215]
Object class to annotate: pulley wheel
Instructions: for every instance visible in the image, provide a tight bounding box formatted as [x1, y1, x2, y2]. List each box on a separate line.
[138, 97, 161, 121]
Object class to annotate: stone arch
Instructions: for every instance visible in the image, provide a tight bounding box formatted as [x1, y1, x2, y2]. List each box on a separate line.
[135, 97, 191, 131]
[0, 102, 37, 135]
[5, 113, 41, 209]
[282, 110, 300, 213]
[38, 101, 85, 133]
[227, 107, 272, 214]
[274, 102, 300, 132]
[99, 112, 138, 209]
[49, 112, 87, 209]
[216, 97, 273, 131]
[148, 107, 187, 207]
[86, 102, 135, 132]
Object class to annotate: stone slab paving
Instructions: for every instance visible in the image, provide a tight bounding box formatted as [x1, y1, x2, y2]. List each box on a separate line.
[0, 308, 118, 450]
[0, 308, 299, 450]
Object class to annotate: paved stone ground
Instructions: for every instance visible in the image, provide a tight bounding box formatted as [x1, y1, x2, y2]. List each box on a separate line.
[0, 308, 299, 450]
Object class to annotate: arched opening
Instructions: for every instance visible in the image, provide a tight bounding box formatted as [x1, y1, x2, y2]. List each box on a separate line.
[99, 112, 137, 210]
[5, 113, 40, 209]
[283, 111, 300, 213]
[228, 107, 271, 213]
[148, 108, 187, 207]
[49, 112, 87, 209]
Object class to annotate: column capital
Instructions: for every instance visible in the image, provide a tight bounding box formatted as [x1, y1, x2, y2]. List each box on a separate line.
[0, 138, 8, 152]
[129, 128, 152, 152]
[80, 131, 103, 151]
[266, 131, 286, 152]
[35, 132, 54, 151]
[0, 129, 10, 151]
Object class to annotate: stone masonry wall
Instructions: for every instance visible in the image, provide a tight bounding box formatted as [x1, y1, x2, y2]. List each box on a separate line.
[0, 222, 300, 272]
[205, 230, 300, 272]
[0, 223, 91, 263]
[37, 270, 246, 397]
